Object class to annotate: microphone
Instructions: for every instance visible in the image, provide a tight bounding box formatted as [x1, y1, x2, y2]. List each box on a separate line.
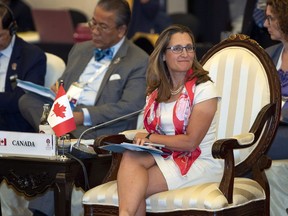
[70, 109, 143, 159]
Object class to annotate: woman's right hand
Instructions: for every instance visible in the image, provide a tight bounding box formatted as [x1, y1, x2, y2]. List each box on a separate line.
[133, 132, 150, 145]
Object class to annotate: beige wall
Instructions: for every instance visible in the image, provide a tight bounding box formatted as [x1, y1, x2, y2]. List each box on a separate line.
[24, 0, 187, 18]
[23, 0, 97, 18]
[167, 0, 187, 14]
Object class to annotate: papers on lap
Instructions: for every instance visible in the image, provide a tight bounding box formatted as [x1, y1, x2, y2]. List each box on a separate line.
[100, 142, 165, 155]
[17, 79, 56, 100]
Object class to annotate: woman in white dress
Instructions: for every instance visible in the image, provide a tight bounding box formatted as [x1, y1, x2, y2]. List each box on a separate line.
[117, 24, 224, 216]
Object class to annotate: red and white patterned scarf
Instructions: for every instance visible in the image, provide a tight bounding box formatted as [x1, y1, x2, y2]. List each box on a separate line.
[144, 69, 201, 175]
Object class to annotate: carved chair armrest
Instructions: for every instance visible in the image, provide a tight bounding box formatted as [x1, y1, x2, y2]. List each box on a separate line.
[212, 134, 255, 203]
[93, 134, 130, 154]
[212, 103, 276, 204]
[93, 129, 147, 154]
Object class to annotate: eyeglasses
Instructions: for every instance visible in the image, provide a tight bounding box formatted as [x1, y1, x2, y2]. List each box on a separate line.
[166, 45, 196, 54]
[265, 15, 276, 25]
[88, 19, 115, 32]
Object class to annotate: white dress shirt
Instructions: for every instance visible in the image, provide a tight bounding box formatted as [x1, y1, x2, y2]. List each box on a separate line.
[0, 35, 15, 92]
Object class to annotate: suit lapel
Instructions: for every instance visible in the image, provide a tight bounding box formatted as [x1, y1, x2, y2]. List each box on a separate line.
[95, 39, 129, 103]
[76, 43, 95, 82]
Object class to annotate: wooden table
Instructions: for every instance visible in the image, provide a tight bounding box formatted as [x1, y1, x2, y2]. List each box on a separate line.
[0, 155, 111, 216]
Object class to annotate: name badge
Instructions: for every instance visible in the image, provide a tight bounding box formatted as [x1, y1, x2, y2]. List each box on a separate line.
[66, 82, 83, 109]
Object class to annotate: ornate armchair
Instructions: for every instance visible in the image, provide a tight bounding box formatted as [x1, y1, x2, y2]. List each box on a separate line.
[82, 34, 281, 215]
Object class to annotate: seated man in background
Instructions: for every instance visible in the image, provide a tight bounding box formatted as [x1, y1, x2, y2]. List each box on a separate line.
[19, 0, 148, 215]
[19, 0, 148, 140]
[0, 3, 46, 216]
[0, 3, 46, 132]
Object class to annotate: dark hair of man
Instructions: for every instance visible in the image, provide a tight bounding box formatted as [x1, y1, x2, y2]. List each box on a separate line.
[146, 24, 212, 102]
[0, 3, 14, 30]
[97, 0, 131, 28]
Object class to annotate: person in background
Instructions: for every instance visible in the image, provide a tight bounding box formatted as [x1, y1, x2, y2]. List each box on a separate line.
[89, 24, 224, 215]
[228, 0, 247, 34]
[0, 3, 46, 132]
[126, 0, 171, 39]
[0, 3, 46, 216]
[187, 0, 231, 44]
[242, 0, 278, 48]
[20, 0, 148, 140]
[264, 0, 288, 159]
[0, 0, 35, 32]
[262, 2, 288, 215]
[19, 0, 148, 215]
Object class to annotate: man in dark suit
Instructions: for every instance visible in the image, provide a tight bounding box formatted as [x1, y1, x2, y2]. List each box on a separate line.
[0, 3, 46, 132]
[0, 5, 46, 214]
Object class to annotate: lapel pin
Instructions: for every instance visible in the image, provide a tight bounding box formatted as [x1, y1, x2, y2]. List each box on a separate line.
[12, 63, 17, 70]
[113, 57, 121, 64]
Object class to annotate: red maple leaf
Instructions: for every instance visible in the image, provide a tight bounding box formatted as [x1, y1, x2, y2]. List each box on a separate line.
[52, 102, 66, 118]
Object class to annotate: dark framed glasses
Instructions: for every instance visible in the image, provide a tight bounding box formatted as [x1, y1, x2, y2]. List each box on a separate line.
[88, 19, 116, 32]
[166, 45, 196, 54]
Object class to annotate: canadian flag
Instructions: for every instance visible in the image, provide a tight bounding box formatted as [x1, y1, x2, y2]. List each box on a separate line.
[48, 85, 76, 137]
[0, 138, 6, 146]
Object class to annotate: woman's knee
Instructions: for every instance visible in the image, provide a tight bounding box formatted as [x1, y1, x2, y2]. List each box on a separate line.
[121, 151, 154, 167]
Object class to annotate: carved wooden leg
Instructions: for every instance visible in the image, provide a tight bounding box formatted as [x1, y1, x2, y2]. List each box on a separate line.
[54, 172, 74, 216]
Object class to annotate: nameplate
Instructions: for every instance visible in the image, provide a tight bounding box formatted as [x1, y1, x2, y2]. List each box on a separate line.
[0, 131, 56, 159]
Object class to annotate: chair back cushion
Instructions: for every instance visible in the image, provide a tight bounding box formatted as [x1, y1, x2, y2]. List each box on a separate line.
[45, 53, 66, 88]
[201, 34, 280, 167]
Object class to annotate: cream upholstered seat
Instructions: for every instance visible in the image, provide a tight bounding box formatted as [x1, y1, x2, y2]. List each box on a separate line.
[82, 34, 281, 215]
[44, 52, 66, 87]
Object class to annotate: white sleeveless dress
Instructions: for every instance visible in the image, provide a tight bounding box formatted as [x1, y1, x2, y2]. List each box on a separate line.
[152, 81, 224, 190]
